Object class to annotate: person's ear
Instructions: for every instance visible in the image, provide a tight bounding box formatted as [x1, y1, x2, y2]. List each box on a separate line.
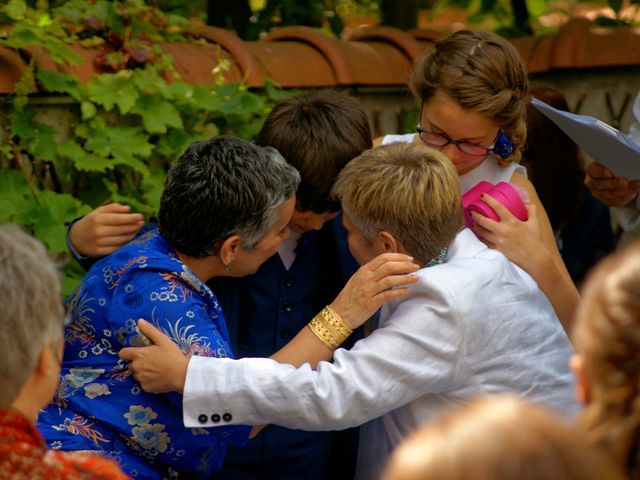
[218, 235, 243, 270]
[570, 354, 589, 404]
[374, 231, 400, 254]
[35, 341, 61, 377]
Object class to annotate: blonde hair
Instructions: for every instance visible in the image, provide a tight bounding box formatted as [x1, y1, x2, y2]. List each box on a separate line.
[332, 143, 462, 265]
[574, 240, 640, 478]
[0, 224, 64, 406]
[409, 30, 529, 165]
[382, 396, 625, 480]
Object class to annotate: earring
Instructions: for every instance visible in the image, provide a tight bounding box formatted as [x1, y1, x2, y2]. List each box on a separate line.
[224, 262, 232, 272]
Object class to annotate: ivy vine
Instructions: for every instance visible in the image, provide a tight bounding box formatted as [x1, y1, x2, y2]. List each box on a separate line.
[0, 0, 292, 294]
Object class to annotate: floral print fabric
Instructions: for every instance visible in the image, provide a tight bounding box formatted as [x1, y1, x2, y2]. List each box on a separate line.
[0, 409, 130, 479]
[38, 229, 249, 479]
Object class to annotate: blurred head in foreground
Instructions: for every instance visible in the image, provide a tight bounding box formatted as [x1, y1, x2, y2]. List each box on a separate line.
[573, 240, 640, 479]
[382, 395, 624, 480]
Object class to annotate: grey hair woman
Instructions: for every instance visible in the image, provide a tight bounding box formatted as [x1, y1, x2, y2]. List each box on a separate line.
[37, 136, 302, 479]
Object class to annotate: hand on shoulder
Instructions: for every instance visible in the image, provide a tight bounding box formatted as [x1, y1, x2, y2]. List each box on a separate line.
[70, 203, 145, 257]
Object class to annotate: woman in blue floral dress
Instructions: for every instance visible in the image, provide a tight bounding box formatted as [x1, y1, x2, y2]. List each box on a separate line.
[38, 136, 301, 479]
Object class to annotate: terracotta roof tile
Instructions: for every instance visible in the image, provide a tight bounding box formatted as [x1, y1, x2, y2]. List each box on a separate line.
[1, 21, 640, 94]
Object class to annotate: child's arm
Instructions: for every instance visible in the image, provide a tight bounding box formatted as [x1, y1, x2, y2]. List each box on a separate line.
[69, 203, 145, 258]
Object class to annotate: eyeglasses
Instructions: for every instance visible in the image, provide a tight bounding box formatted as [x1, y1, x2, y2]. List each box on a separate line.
[416, 125, 499, 157]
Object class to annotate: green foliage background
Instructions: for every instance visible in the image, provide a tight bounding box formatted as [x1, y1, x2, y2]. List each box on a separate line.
[0, 0, 292, 294]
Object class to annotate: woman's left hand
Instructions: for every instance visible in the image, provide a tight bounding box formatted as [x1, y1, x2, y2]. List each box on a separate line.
[119, 320, 189, 393]
[470, 194, 549, 274]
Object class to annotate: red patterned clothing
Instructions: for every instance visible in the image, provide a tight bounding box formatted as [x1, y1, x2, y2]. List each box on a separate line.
[0, 409, 129, 479]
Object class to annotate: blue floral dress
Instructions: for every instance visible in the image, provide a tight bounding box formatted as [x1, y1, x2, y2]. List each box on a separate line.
[38, 229, 250, 479]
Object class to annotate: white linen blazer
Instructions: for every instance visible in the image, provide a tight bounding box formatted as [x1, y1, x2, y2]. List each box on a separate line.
[183, 229, 578, 478]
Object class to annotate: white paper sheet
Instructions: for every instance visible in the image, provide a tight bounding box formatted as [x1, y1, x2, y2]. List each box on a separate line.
[531, 97, 640, 180]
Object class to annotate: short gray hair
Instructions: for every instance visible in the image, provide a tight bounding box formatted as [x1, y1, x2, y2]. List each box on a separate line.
[0, 224, 64, 406]
[159, 136, 300, 257]
[236, 146, 299, 250]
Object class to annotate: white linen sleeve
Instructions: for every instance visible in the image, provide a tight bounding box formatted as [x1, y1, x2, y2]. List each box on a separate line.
[611, 200, 640, 232]
[183, 280, 464, 430]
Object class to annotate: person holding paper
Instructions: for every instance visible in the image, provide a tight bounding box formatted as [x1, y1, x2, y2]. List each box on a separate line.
[376, 30, 579, 330]
[524, 87, 614, 285]
[585, 91, 640, 232]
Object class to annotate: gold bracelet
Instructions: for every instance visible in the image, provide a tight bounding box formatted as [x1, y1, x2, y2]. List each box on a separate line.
[308, 306, 353, 350]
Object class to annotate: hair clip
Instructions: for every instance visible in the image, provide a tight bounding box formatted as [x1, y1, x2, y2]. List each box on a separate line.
[492, 132, 514, 160]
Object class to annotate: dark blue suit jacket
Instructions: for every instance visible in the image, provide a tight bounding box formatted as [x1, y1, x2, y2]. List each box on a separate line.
[210, 215, 361, 480]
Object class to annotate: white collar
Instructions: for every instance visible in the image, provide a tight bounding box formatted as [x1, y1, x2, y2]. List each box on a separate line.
[447, 228, 488, 262]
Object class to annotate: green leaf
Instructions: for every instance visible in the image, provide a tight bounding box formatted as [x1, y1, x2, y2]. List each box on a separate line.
[215, 82, 243, 99]
[133, 95, 183, 134]
[112, 155, 152, 176]
[81, 101, 97, 120]
[132, 68, 170, 97]
[34, 190, 91, 226]
[524, 0, 547, 18]
[1, 24, 40, 49]
[4, 26, 84, 66]
[141, 167, 165, 213]
[36, 13, 53, 27]
[0, 169, 30, 197]
[33, 224, 69, 252]
[47, 39, 84, 66]
[11, 110, 36, 140]
[4, 0, 27, 21]
[155, 128, 191, 156]
[130, 19, 163, 41]
[166, 81, 193, 102]
[0, 169, 33, 225]
[102, 177, 118, 195]
[264, 80, 293, 102]
[83, 124, 153, 175]
[85, 73, 139, 114]
[30, 129, 59, 163]
[11, 109, 59, 163]
[0, 144, 13, 159]
[27, 190, 91, 253]
[57, 139, 113, 172]
[0, 193, 35, 225]
[37, 70, 81, 100]
[111, 193, 155, 216]
[239, 91, 265, 113]
[190, 85, 223, 111]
